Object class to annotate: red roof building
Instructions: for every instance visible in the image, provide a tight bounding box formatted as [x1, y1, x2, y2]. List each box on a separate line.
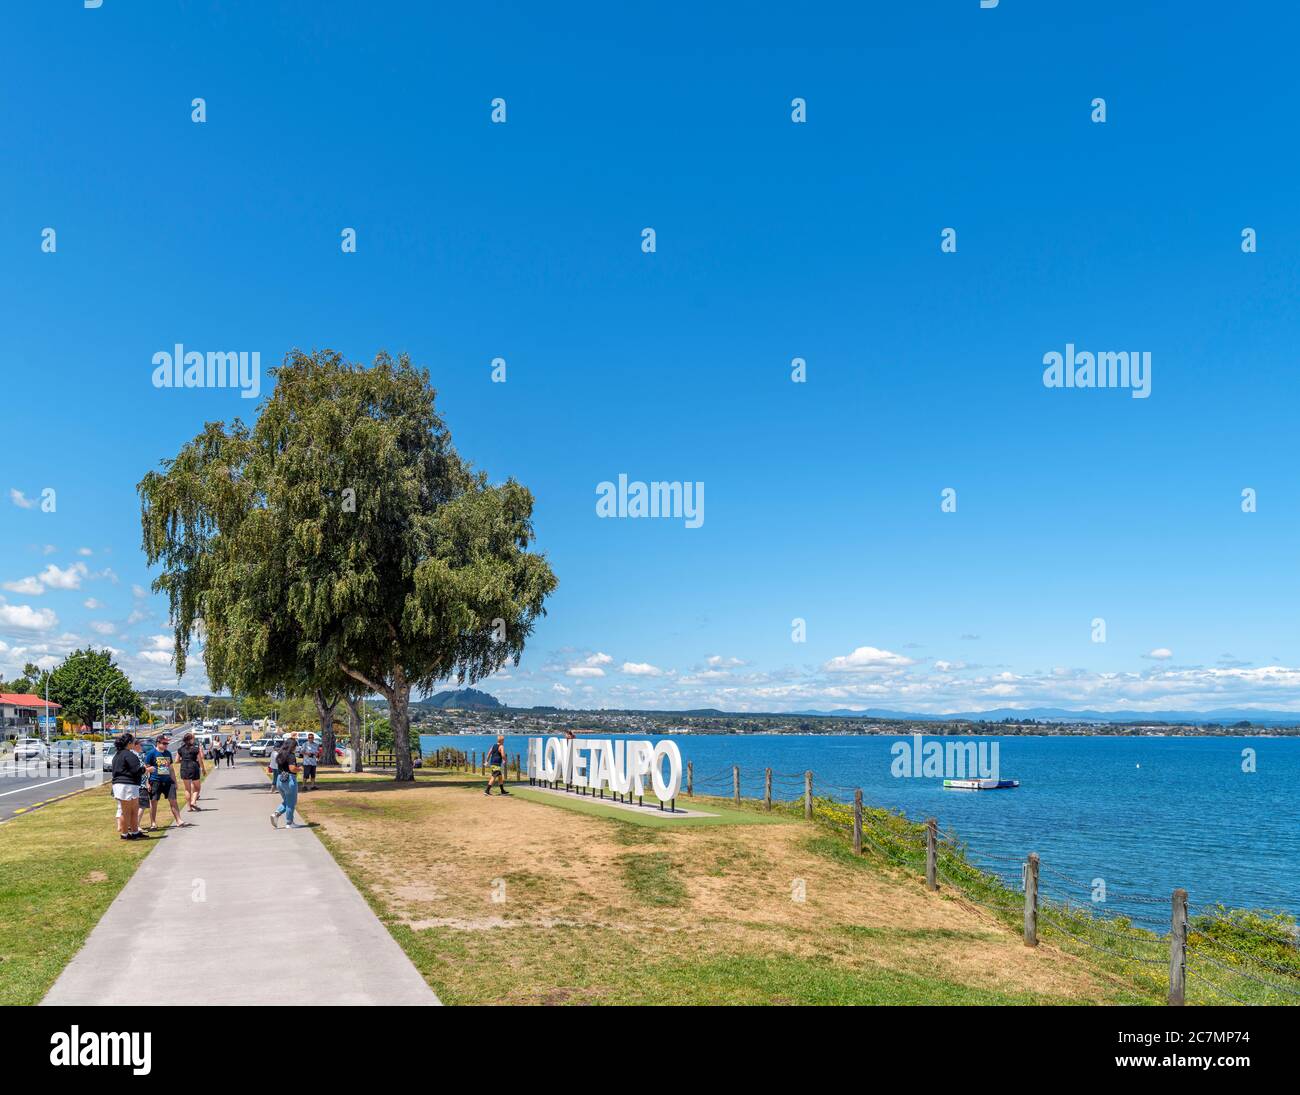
[0, 694, 62, 735]
[0, 694, 61, 710]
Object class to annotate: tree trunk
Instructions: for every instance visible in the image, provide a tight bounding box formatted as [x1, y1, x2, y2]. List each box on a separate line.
[344, 695, 363, 773]
[390, 675, 414, 782]
[313, 689, 339, 767]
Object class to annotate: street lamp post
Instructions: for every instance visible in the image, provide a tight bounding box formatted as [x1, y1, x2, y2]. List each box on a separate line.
[100, 668, 129, 740]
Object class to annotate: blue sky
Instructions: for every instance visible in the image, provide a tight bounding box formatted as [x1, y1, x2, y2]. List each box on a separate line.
[3, 1, 1300, 713]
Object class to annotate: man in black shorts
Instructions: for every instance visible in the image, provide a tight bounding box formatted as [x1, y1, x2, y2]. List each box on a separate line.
[144, 734, 186, 829]
[484, 735, 509, 796]
[301, 733, 320, 790]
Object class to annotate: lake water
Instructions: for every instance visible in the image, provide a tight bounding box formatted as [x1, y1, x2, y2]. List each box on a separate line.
[418, 732, 1299, 926]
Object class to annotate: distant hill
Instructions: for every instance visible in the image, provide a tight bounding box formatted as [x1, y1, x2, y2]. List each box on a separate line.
[794, 706, 1300, 726]
[415, 688, 502, 711]
[139, 689, 189, 701]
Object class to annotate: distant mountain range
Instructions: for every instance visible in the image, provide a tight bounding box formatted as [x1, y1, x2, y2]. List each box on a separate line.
[793, 706, 1300, 726]
[131, 685, 1300, 726]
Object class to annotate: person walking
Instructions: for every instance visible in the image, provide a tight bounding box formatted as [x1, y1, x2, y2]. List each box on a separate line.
[484, 735, 510, 797]
[177, 731, 207, 812]
[265, 734, 282, 790]
[110, 732, 147, 841]
[144, 733, 186, 830]
[226, 736, 236, 767]
[269, 738, 300, 828]
[300, 732, 320, 791]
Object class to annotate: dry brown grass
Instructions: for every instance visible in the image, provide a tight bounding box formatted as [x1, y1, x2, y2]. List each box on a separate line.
[299, 774, 1144, 1005]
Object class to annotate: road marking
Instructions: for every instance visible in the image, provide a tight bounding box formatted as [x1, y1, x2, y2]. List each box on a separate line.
[0, 787, 90, 823]
[0, 773, 89, 797]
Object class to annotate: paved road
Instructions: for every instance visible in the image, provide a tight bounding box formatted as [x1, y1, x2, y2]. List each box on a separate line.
[0, 755, 105, 823]
[42, 755, 440, 1006]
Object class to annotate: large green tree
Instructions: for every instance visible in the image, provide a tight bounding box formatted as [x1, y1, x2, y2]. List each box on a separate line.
[0, 662, 43, 695]
[45, 648, 138, 732]
[139, 349, 556, 780]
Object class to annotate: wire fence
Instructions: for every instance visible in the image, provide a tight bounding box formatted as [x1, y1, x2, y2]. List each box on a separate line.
[680, 762, 1300, 1007]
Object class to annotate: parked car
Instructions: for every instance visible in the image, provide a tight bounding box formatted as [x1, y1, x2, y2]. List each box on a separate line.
[50, 739, 91, 764]
[249, 737, 278, 758]
[14, 738, 48, 762]
[102, 741, 117, 771]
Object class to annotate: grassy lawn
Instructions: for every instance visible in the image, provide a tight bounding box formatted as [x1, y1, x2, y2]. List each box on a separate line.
[300, 768, 1154, 1005]
[0, 784, 179, 1005]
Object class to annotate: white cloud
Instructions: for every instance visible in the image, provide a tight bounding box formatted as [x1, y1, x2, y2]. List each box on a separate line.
[77, 547, 93, 557]
[39, 562, 88, 591]
[3, 577, 44, 595]
[706, 655, 745, 668]
[131, 584, 149, 599]
[90, 621, 116, 635]
[9, 489, 35, 509]
[824, 646, 917, 673]
[566, 652, 612, 677]
[84, 598, 104, 610]
[1146, 648, 1173, 660]
[621, 661, 664, 676]
[0, 604, 58, 631]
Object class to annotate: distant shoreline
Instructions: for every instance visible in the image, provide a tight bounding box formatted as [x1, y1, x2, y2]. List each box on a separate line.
[419, 727, 1300, 739]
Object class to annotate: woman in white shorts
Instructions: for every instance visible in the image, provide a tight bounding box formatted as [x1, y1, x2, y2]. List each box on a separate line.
[110, 733, 149, 841]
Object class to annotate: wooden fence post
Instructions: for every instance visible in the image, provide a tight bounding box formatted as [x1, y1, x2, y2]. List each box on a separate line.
[687, 761, 693, 797]
[803, 771, 813, 820]
[1169, 888, 1188, 1006]
[1023, 852, 1039, 946]
[764, 767, 772, 811]
[853, 789, 863, 855]
[925, 818, 938, 891]
[732, 764, 740, 805]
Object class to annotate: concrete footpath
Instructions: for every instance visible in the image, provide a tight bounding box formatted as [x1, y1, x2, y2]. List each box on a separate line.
[42, 757, 440, 1005]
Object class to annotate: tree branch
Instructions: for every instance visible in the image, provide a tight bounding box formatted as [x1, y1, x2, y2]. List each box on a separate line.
[339, 661, 388, 698]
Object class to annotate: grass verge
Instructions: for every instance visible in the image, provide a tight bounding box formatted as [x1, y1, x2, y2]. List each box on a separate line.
[0, 785, 177, 1005]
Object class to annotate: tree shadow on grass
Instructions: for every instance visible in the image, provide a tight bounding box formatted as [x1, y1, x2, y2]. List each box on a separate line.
[311, 776, 502, 795]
